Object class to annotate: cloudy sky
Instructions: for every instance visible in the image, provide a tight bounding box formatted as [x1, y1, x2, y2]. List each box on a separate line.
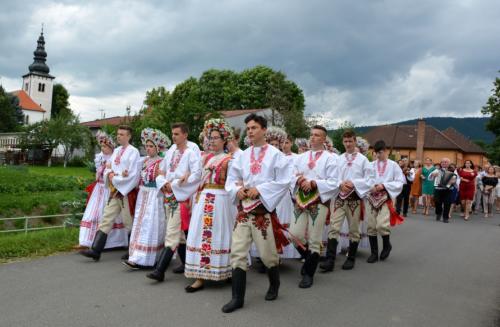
[0, 0, 498, 127]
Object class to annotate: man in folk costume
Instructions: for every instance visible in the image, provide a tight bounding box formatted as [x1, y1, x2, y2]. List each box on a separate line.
[290, 125, 338, 288]
[146, 123, 202, 282]
[366, 140, 405, 263]
[222, 114, 292, 313]
[78, 131, 128, 250]
[320, 130, 375, 272]
[80, 125, 140, 261]
[122, 128, 171, 269]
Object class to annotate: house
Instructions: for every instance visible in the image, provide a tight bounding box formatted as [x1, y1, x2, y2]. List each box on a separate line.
[362, 119, 488, 166]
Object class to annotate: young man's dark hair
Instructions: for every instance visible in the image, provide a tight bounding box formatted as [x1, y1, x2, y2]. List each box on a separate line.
[286, 134, 293, 142]
[233, 128, 241, 140]
[342, 129, 356, 139]
[244, 113, 267, 129]
[373, 140, 386, 153]
[117, 125, 133, 135]
[312, 125, 328, 136]
[171, 122, 189, 134]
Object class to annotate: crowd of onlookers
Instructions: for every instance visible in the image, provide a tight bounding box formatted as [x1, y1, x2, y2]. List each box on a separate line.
[394, 158, 499, 221]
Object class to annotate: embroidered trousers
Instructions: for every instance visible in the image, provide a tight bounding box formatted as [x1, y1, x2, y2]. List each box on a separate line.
[230, 212, 279, 271]
[99, 197, 133, 234]
[366, 202, 391, 236]
[164, 204, 186, 250]
[327, 197, 361, 242]
[290, 203, 328, 254]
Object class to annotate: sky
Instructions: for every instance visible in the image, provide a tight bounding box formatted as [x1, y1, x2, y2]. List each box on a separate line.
[0, 0, 498, 128]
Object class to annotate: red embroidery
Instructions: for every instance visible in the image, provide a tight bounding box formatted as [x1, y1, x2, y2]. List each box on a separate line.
[250, 145, 268, 175]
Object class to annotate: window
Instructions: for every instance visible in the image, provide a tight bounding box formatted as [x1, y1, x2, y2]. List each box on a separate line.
[38, 83, 45, 92]
[25, 115, 29, 125]
[42, 84, 45, 92]
[25, 83, 28, 91]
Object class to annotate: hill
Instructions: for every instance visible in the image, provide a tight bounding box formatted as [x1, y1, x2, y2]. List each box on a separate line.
[353, 117, 493, 144]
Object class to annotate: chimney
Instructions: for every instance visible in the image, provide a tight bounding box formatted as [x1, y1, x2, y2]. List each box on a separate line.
[416, 119, 425, 161]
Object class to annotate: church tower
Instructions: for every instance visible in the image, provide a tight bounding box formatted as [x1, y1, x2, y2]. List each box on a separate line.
[22, 27, 55, 118]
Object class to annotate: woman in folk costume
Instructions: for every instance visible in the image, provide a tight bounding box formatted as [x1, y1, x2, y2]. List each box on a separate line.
[184, 119, 234, 292]
[79, 131, 128, 249]
[265, 126, 300, 259]
[295, 138, 310, 154]
[122, 128, 170, 269]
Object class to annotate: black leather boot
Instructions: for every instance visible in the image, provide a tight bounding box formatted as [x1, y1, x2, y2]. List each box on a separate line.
[380, 235, 392, 261]
[265, 266, 280, 301]
[319, 238, 338, 272]
[173, 243, 186, 274]
[341, 241, 359, 270]
[299, 252, 319, 288]
[366, 236, 379, 263]
[221, 268, 246, 313]
[146, 247, 174, 282]
[80, 231, 107, 261]
[121, 233, 131, 261]
[295, 246, 310, 276]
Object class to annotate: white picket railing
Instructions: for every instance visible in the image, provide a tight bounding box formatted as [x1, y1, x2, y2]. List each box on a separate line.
[0, 213, 83, 234]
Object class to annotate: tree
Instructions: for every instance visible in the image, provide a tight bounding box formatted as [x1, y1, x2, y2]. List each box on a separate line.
[0, 85, 23, 132]
[20, 113, 92, 167]
[51, 84, 72, 119]
[481, 73, 500, 164]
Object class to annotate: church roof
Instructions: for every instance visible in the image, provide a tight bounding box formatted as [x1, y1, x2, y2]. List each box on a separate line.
[11, 90, 46, 112]
[26, 29, 54, 78]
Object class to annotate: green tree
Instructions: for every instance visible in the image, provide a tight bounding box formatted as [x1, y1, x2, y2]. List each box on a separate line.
[21, 113, 92, 167]
[51, 84, 72, 119]
[0, 86, 23, 132]
[481, 73, 500, 163]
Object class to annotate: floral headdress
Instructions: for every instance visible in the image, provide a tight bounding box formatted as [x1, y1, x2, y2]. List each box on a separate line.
[265, 126, 287, 146]
[96, 130, 116, 149]
[141, 128, 171, 153]
[294, 138, 309, 150]
[205, 118, 234, 141]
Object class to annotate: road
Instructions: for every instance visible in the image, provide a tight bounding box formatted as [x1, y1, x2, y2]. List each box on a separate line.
[1, 213, 499, 327]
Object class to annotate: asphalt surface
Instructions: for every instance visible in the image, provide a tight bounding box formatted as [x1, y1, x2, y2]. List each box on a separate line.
[1, 212, 499, 327]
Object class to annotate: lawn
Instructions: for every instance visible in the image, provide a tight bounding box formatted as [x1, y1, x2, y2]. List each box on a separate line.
[0, 166, 93, 219]
[0, 227, 79, 263]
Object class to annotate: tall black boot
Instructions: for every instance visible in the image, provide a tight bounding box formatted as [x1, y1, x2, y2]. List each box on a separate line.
[299, 252, 319, 288]
[173, 244, 186, 274]
[341, 241, 359, 270]
[121, 233, 131, 261]
[255, 257, 267, 273]
[265, 266, 280, 301]
[295, 245, 310, 276]
[80, 231, 107, 261]
[319, 238, 338, 272]
[366, 236, 379, 263]
[146, 247, 174, 282]
[380, 235, 392, 261]
[221, 268, 246, 313]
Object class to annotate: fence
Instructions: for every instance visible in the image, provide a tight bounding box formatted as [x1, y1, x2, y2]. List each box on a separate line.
[0, 213, 83, 234]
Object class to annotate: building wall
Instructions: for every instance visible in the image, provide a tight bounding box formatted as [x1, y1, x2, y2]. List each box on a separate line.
[23, 110, 45, 124]
[371, 147, 485, 166]
[23, 74, 53, 117]
[224, 109, 276, 134]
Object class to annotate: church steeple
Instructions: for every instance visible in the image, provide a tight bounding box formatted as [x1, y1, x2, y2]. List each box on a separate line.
[28, 26, 51, 76]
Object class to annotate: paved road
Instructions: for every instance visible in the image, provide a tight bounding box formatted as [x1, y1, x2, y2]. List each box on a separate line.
[1, 213, 499, 327]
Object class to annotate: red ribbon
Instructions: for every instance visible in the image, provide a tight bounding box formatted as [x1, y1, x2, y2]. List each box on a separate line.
[387, 199, 404, 226]
[84, 181, 97, 206]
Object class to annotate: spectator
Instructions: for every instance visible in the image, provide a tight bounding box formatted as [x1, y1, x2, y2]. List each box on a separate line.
[429, 158, 457, 223]
[421, 158, 436, 216]
[396, 159, 412, 217]
[481, 166, 498, 218]
[410, 160, 422, 214]
[458, 160, 476, 221]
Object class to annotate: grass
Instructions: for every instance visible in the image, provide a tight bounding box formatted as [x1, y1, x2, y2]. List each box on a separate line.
[0, 227, 79, 263]
[0, 191, 81, 218]
[28, 166, 93, 178]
